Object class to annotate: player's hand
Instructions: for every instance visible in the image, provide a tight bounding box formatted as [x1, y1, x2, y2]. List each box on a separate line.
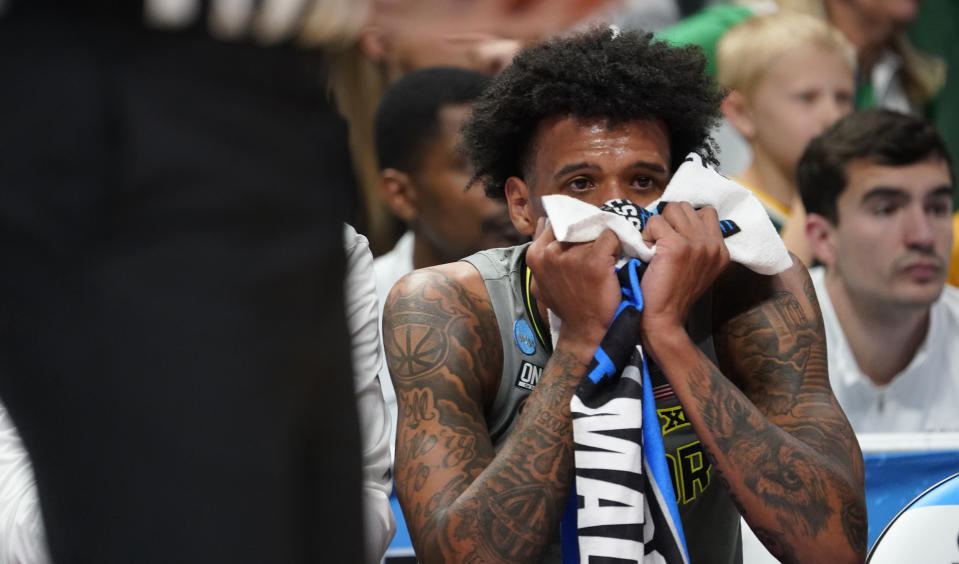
[639, 202, 729, 333]
[526, 217, 622, 349]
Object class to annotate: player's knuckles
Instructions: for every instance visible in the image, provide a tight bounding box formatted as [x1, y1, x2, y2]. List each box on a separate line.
[643, 214, 669, 238]
[717, 244, 731, 268]
[695, 205, 719, 220]
[658, 205, 681, 227]
[525, 245, 544, 269]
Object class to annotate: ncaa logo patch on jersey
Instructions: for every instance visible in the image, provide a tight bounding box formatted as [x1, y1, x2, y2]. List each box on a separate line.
[513, 318, 537, 355]
[515, 361, 543, 391]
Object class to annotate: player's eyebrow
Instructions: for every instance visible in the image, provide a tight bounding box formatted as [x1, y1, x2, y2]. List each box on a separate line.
[553, 160, 668, 181]
[553, 162, 599, 180]
[629, 160, 668, 175]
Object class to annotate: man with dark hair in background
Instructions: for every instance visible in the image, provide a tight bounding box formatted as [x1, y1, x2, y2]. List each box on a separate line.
[384, 27, 866, 564]
[372, 66, 526, 458]
[800, 108, 959, 433]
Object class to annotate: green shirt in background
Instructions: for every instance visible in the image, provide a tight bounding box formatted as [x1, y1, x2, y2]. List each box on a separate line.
[907, 0, 959, 206]
[654, 3, 754, 77]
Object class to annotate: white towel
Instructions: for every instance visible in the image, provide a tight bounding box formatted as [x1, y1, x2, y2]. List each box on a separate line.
[542, 152, 793, 348]
[542, 152, 793, 275]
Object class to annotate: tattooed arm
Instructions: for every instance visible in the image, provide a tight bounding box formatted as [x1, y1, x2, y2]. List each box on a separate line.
[642, 259, 866, 563]
[384, 229, 622, 563]
[635, 203, 866, 562]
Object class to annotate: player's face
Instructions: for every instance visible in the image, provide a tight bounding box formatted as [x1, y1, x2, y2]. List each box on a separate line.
[413, 104, 526, 261]
[749, 44, 854, 176]
[828, 156, 954, 308]
[520, 116, 672, 226]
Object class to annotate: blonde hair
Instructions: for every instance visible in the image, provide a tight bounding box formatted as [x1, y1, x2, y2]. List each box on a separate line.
[325, 43, 399, 255]
[297, 0, 371, 49]
[772, 0, 827, 18]
[718, 11, 855, 96]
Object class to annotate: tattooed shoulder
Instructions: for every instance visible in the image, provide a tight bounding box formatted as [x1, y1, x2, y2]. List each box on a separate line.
[383, 265, 502, 406]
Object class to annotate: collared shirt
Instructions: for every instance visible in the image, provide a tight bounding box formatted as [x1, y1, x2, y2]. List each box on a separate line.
[868, 49, 914, 114]
[810, 266, 959, 433]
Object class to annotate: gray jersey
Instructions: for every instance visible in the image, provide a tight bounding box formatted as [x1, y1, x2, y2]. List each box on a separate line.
[463, 244, 742, 564]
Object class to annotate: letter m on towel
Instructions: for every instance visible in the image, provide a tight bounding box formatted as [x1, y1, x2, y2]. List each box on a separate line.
[567, 304, 689, 564]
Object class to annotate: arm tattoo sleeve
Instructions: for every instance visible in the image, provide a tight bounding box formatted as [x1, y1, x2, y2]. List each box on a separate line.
[676, 264, 867, 561]
[384, 269, 587, 563]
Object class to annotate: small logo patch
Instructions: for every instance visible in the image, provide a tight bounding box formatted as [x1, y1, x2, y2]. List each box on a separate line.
[515, 361, 543, 391]
[513, 318, 537, 355]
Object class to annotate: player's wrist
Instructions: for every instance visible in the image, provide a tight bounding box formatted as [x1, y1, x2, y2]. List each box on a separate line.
[554, 325, 608, 364]
[640, 316, 690, 356]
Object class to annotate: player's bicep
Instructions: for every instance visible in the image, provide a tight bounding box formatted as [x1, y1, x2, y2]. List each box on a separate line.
[383, 269, 500, 538]
[713, 260, 858, 466]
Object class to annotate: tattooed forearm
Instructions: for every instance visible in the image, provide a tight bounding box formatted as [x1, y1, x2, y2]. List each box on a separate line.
[682, 349, 865, 561]
[841, 497, 868, 552]
[653, 263, 867, 562]
[750, 527, 800, 564]
[459, 348, 583, 551]
[715, 290, 812, 414]
[535, 410, 567, 437]
[385, 269, 587, 563]
[690, 361, 833, 539]
[715, 275, 862, 478]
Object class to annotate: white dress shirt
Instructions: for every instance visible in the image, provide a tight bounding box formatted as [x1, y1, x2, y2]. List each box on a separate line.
[810, 266, 959, 433]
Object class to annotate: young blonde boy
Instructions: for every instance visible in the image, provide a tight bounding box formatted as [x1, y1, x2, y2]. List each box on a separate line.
[719, 11, 855, 263]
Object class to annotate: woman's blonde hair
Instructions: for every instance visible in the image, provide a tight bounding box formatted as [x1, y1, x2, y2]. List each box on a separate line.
[325, 44, 398, 254]
[718, 11, 855, 96]
[297, 0, 371, 49]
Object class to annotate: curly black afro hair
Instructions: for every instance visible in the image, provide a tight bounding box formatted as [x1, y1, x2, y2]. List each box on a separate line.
[461, 26, 724, 200]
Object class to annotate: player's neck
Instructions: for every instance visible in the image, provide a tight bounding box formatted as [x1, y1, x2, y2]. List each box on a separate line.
[824, 269, 930, 386]
[738, 154, 795, 211]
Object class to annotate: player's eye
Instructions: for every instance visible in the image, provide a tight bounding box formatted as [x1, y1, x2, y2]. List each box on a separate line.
[634, 176, 653, 188]
[567, 177, 593, 193]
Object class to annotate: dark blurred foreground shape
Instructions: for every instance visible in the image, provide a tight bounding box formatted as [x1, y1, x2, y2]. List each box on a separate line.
[0, 2, 362, 562]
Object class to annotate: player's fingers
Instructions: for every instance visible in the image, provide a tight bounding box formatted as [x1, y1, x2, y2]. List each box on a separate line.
[641, 213, 676, 243]
[534, 216, 549, 240]
[593, 228, 623, 259]
[695, 205, 724, 239]
[526, 218, 556, 275]
[528, 218, 555, 253]
[658, 201, 700, 235]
